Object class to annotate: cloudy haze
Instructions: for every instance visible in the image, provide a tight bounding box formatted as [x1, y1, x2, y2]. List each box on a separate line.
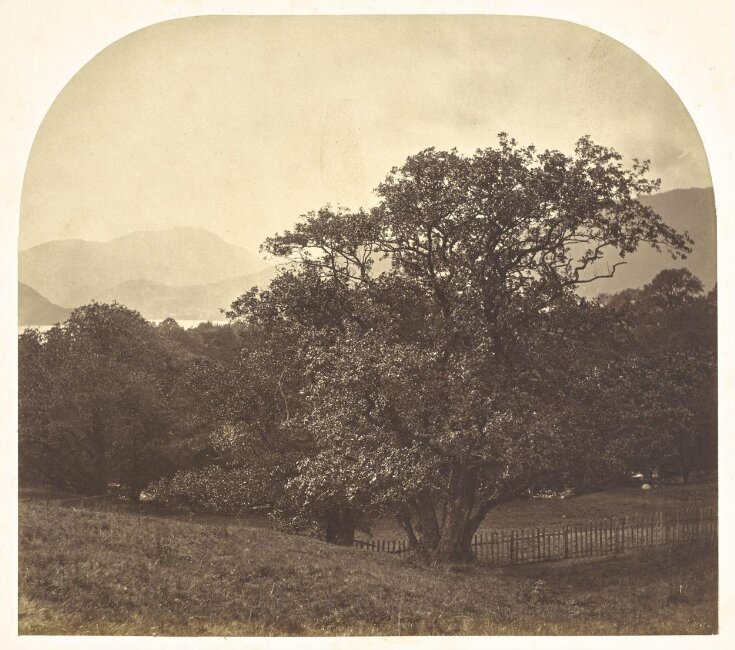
[20, 15, 711, 252]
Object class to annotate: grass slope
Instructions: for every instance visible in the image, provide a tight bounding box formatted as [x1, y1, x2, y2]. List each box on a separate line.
[19, 501, 717, 636]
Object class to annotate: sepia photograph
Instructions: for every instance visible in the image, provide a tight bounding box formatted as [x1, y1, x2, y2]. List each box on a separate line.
[3, 1, 731, 644]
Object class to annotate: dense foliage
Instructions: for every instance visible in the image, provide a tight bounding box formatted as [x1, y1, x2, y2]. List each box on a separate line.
[18, 136, 717, 562]
[19, 304, 175, 494]
[18, 307, 245, 496]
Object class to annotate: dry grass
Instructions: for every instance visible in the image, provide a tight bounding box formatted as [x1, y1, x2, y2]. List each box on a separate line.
[18, 500, 717, 636]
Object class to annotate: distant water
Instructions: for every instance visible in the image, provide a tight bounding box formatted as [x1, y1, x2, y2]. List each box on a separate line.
[151, 319, 230, 329]
[18, 319, 229, 335]
[18, 324, 56, 334]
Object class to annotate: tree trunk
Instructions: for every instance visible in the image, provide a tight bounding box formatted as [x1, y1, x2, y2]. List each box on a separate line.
[407, 498, 481, 563]
[434, 459, 483, 562]
[405, 461, 486, 563]
[89, 410, 110, 495]
[325, 507, 356, 546]
[412, 494, 441, 552]
[398, 494, 441, 562]
[434, 503, 477, 562]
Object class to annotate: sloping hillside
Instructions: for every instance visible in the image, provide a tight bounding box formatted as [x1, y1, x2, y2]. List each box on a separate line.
[18, 283, 71, 325]
[95, 266, 278, 320]
[577, 187, 716, 298]
[19, 227, 270, 307]
[18, 500, 717, 635]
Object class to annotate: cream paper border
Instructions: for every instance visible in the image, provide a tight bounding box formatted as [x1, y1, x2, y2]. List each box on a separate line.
[1, 1, 732, 649]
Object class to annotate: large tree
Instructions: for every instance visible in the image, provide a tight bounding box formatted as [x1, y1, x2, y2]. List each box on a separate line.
[230, 135, 691, 561]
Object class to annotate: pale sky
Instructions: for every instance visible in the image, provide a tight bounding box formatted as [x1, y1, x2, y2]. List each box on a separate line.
[20, 15, 712, 252]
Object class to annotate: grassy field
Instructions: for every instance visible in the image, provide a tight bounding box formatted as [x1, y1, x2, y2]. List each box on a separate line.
[21, 481, 717, 540]
[19, 498, 717, 636]
[364, 482, 718, 540]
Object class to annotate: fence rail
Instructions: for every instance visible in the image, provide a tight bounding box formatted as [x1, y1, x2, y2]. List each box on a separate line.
[353, 506, 717, 565]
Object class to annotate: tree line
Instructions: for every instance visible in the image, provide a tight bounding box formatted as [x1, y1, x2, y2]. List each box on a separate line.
[18, 136, 716, 562]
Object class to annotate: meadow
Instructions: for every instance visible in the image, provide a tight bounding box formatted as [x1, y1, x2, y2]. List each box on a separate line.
[18, 485, 717, 636]
[366, 481, 718, 540]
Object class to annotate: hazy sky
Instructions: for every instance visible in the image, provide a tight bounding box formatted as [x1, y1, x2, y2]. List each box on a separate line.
[20, 15, 711, 252]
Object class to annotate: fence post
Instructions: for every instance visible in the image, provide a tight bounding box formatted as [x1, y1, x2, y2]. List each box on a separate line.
[563, 525, 569, 559]
[536, 528, 541, 561]
[510, 529, 516, 565]
[658, 511, 664, 545]
[542, 527, 547, 561]
[650, 512, 654, 546]
[593, 521, 597, 556]
[621, 517, 626, 554]
[587, 521, 592, 556]
[610, 518, 615, 554]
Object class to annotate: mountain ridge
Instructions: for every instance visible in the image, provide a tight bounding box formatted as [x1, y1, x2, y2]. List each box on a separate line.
[18, 187, 716, 324]
[20, 225, 237, 252]
[20, 226, 271, 308]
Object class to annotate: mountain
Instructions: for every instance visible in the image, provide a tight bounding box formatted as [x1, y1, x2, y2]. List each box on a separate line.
[19, 227, 270, 308]
[576, 187, 716, 298]
[94, 267, 279, 321]
[18, 283, 72, 325]
[17, 188, 716, 323]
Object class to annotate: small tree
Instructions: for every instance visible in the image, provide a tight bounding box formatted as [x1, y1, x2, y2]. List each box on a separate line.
[19, 303, 174, 496]
[641, 268, 704, 310]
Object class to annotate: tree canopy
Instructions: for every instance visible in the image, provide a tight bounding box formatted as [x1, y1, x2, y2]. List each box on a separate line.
[224, 135, 695, 561]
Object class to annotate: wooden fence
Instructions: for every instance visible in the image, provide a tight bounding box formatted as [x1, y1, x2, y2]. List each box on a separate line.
[353, 506, 717, 565]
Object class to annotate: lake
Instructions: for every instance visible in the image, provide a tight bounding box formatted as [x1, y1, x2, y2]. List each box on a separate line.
[18, 319, 230, 335]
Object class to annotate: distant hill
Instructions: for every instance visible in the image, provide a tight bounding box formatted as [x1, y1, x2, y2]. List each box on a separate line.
[17, 188, 716, 324]
[94, 266, 279, 321]
[19, 227, 271, 308]
[18, 283, 71, 326]
[576, 187, 716, 298]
